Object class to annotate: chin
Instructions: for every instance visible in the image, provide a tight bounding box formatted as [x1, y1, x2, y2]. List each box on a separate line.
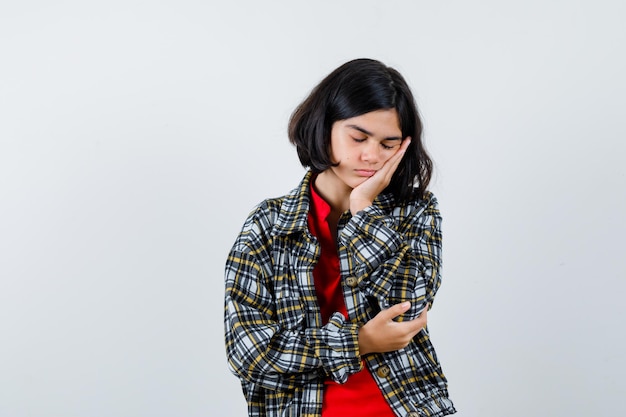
[348, 177, 368, 188]
[332, 170, 365, 189]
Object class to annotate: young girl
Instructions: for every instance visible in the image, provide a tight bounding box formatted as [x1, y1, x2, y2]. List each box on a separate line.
[224, 58, 455, 417]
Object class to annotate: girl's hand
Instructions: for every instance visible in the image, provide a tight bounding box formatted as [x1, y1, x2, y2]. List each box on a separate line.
[349, 138, 411, 214]
[358, 301, 428, 355]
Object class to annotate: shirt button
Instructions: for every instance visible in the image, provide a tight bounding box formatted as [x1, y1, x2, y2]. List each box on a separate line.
[345, 277, 358, 288]
[376, 365, 391, 378]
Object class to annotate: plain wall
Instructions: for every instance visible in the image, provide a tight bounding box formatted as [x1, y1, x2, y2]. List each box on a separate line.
[1, 1, 625, 416]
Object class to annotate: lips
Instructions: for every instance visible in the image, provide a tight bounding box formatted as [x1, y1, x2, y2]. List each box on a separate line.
[355, 169, 377, 177]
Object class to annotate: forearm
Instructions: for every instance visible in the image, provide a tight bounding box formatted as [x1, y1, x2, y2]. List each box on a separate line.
[225, 248, 363, 390]
[225, 302, 362, 389]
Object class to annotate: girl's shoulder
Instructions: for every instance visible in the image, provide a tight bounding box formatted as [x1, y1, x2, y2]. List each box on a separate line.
[238, 195, 286, 236]
[233, 181, 310, 251]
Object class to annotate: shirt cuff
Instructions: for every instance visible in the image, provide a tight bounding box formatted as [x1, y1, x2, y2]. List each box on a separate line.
[305, 312, 363, 384]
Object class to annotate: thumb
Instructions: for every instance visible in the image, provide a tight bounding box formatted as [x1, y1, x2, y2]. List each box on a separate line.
[381, 301, 411, 320]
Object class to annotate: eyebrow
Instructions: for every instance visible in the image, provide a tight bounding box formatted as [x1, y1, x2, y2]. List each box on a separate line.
[346, 124, 402, 141]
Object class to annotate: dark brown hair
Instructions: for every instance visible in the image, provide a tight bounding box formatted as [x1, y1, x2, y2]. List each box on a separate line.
[288, 58, 432, 202]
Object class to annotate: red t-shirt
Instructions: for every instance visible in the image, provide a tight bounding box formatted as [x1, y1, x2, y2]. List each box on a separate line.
[307, 182, 396, 417]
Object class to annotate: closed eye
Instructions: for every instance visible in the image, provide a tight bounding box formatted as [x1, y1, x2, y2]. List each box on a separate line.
[352, 136, 400, 149]
[381, 141, 401, 150]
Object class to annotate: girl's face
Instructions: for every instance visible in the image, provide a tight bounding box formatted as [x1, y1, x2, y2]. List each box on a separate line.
[327, 108, 404, 189]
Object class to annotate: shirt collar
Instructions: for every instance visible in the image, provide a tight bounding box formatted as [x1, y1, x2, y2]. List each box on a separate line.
[271, 170, 314, 237]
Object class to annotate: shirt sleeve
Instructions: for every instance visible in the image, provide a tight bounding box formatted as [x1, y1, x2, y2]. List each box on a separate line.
[338, 193, 443, 319]
[224, 243, 363, 391]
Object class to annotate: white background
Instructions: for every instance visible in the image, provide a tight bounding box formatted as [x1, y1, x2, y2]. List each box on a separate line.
[1, 1, 625, 416]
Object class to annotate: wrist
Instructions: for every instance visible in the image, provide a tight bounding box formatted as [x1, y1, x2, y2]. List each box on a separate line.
[350, 198, 372, 215]
[357, 328, 372, 356]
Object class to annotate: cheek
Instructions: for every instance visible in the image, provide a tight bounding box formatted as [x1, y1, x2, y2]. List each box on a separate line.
[333, 148, 350, 163]
[381, 151, 396, 163]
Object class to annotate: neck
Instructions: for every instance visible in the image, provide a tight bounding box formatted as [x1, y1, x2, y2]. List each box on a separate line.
[313, 170, 351, 214]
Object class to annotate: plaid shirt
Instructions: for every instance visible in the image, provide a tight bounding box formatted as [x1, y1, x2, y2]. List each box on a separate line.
[224, 171, 456, 417]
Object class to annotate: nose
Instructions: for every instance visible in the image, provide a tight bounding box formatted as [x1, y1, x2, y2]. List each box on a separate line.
[361, 142, 380, 164]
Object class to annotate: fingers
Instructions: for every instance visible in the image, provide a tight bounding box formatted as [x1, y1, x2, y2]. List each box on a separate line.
[387, 301, 428, 332]
[381, 301, 426, 325]
[379, 301, 411, 321]
[399, 136, 412, 154]
[381, 137, 411, 180]
[360, 301, 429, 355]
[393, 137, 412, 165]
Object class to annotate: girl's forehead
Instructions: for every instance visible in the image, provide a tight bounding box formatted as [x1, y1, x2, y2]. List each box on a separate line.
[337, 109, 402, 136]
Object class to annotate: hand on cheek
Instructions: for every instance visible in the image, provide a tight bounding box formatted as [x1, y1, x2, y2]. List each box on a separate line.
[349, 138, 411, 214]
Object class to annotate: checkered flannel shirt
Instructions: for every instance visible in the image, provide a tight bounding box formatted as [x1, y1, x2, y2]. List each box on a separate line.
[224, 171, 455, 417]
